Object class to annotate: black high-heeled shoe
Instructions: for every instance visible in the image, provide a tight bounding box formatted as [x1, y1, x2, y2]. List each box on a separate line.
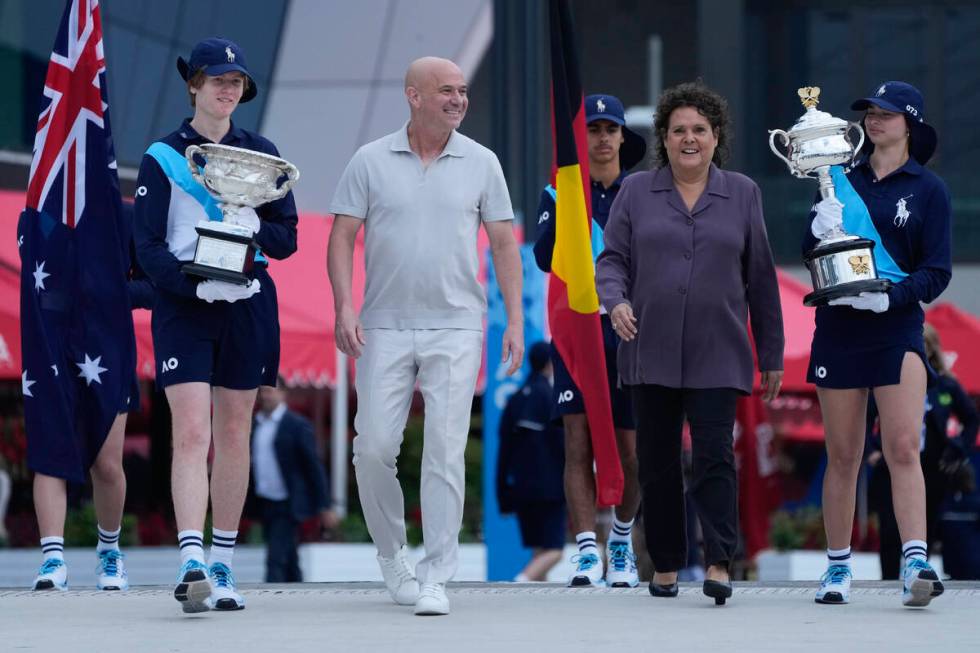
[648, 581, 679, 597]
[702, 579, 733, 605]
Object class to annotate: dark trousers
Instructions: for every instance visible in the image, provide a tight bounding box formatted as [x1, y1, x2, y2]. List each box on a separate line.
[632, 384, 740, 571]
[261, 498, 302, 583]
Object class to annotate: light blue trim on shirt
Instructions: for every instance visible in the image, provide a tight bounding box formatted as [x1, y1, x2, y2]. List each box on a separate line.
[544, 184, 605, 262]
[146, 142, 223, 222]
[831, 165, 907, 283]
[147, 141, 267, 264]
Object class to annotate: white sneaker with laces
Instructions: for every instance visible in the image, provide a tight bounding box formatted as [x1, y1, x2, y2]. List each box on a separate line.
[378, 546, 419, 605]
[174, 559, 211, 613]
[96, 549, 129, 590]
[568, 551, 605, 587]
[208, 562, 245, 611]
[814, 564, 851, 604]
[606, 541, 639, 588]
[414, 583, 450, 616]
[902, 558, 944, 607]
[32, 558, 68, 591]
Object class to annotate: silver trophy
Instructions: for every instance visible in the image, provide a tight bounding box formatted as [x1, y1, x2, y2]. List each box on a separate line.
[769, 87, 890, 307]
[183, 143, 300, 285]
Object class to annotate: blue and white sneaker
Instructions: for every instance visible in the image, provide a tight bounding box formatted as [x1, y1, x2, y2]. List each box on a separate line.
[902, 558, 944, 607]
[606, 541, 639, 588]
[96, 550, 129, 591]
[815, 564, 851, 604]
[568, 552, 605, 587]
[174, 559, 211, 613]
[32, 558, 68, 591]
[208, 562, 245, 611]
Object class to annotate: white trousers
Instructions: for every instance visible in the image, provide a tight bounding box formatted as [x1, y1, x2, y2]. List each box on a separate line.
[353, 328, 483, 584]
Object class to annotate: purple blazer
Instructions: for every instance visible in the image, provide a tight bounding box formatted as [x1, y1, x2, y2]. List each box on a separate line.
[596, 164, 784, 393]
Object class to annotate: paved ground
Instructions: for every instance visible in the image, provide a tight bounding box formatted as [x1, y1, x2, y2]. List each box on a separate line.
[2, 582, 978, 652]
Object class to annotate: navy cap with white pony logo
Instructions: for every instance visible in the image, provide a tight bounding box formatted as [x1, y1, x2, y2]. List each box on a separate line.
[851, 81, 936, 164]
[584, 94, 647, 171]
[177, 37, 257, 103]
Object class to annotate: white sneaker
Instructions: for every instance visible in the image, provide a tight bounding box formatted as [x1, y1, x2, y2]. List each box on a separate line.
[96, 549, 129, 590]
[174, 559, 211, 613]
[378, 546, 419, 605]
[606, 541, 639, 588]
[208, 562, 245, 611]
[414, 583, 450, 616]
[568, 551, 604, 587]
[902, 558, 944, 607]
[814, 565, 851, 604]
[32, 558, 68, 591]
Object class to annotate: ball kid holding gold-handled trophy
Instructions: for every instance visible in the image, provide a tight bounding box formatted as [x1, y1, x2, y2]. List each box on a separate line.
[774, 81, 952, 608]
[133, 37, 300, 615]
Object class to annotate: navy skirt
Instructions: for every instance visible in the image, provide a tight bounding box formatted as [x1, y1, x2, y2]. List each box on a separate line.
[807, 303, 934, 389]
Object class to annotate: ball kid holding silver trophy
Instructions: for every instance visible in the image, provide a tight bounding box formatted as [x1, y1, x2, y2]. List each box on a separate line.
[773, 82, 951, 608]
[133, 37, 299, 614]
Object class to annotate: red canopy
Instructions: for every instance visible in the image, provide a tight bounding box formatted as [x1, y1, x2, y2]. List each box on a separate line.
[924, 302, 980, 395]
[775, 270, 818, 393]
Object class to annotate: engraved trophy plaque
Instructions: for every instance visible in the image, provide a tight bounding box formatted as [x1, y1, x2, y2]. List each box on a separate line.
[183, 143, 300, 285]
[769, 87, 890, 307]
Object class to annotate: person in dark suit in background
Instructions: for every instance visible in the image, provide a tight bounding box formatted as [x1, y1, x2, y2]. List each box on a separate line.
[497, 342, 566, 581]
[252, 377, 338, 582]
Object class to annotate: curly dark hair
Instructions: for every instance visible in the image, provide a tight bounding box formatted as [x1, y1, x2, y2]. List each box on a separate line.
[653, 81, 731, 168]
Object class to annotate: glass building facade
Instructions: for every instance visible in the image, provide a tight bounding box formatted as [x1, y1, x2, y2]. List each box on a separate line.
[0, 0, 288, 170]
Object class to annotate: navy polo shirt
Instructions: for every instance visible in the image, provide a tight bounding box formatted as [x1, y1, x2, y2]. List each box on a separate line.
[532, 170, 629, 272]
[804, 156, 952, 342]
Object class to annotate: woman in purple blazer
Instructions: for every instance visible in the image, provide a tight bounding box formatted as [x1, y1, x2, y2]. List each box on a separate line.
[596, 82, 784, 605]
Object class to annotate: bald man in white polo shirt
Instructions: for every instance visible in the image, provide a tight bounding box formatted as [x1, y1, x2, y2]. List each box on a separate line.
[328, 56, 523, 616]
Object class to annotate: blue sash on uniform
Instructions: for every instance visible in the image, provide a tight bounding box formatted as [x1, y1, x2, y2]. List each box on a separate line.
[831, 165, 907, 283]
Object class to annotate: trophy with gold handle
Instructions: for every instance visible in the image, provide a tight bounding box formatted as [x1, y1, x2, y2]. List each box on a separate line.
[769, 87, 890, 306]
[182, 143, 300, 285]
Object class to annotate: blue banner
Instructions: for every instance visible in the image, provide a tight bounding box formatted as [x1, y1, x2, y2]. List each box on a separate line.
[483, 244, 546, 581]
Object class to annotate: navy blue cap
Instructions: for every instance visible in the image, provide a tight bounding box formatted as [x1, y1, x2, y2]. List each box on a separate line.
[851, 81, 936, 164]
[584, 94, 647, 171]
[177, 38, 257, 103]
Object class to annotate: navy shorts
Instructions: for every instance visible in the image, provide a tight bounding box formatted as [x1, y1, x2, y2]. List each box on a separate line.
[551, 314, 636, 429]
[152, 267, 277, 390]
[807, 305, 933, 389]
[249, 267, 280, 387]
[516, 500, 566, 550]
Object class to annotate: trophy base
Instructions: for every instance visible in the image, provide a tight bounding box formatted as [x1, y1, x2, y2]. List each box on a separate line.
[803, 278, 892, 307]
[181, 263, 253, 286]
[803, 237, 891, 307]
[182, 221, 256, 287]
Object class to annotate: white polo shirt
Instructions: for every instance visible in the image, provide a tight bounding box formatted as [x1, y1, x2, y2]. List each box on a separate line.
[329, 123, 514, 330]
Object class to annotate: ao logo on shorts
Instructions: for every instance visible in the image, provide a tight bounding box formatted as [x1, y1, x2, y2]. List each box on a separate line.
[557, 389, 575, 404]
[161, 357, 179, 373]
[815, 365, 827, 379]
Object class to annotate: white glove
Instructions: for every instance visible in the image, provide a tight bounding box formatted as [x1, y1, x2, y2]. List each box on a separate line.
[195, 278, 262, 303]
[811, 197, 843, 239]
[828, 291, 889, 313]
[226, 206, 261, 234]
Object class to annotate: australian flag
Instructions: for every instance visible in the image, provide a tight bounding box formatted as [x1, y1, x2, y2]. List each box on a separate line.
[18, 0, 136, 483]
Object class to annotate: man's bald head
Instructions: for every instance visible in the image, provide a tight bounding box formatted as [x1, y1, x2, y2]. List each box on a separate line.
[404, 57, 463, 91]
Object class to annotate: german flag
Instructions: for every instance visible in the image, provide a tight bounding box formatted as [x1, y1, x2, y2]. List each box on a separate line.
[547, 0, 623, 506]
